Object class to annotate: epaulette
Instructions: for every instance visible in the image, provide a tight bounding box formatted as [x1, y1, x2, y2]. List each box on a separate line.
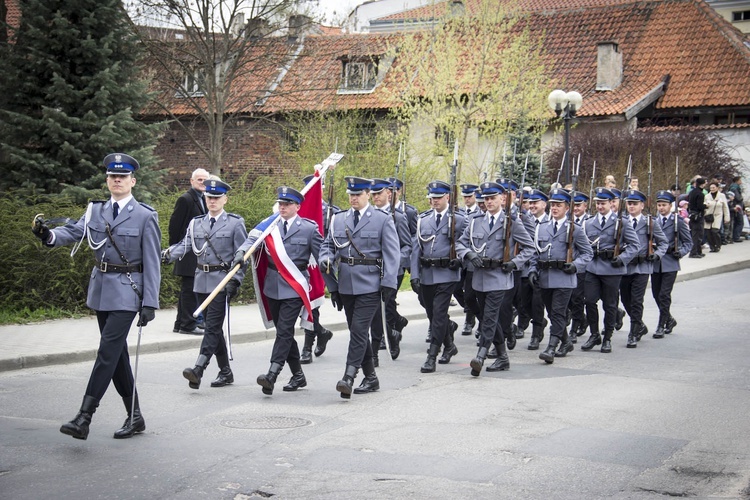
[471, 211, 484, 219]
[300, 216, 317, 225]
[192, 214, 203, 220]
[90, 200, 106, 204]
[140, 202, 156, 212]
[227, 213, 241, 219]
[418, 209, 433, 218]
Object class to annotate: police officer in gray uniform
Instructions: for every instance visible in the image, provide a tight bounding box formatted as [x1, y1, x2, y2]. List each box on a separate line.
[580, 187, 640, 353]
[319, 177, 400, 399]
[457, 181, 535, 375]
[518, 188, 549, 349]
[651, 190, 693, 338]
[458, 183, 480, 335]
[412, 181, 467, 373]
[369, 178, 410, 363]
[620, 189, 668, 347]
[232, 186, 322, 395]
[33, 153, 161, 440]
[567, 191, 592, 341]
[164, 178, 248, 390]
[527, 189, 593, 363]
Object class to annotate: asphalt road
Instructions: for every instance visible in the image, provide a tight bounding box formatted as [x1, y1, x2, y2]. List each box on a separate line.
[1, 270, 750, 499]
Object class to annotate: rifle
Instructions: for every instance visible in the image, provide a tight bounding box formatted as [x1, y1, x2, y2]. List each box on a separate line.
[401, 143, 407, 204]
[647, 151, 654, 257]
[674, 156, 680, 252]
[502, 149, 517, 264]
[390, 142, 401, 222]
[448, 140, 459, 260]
[513, 153, 529, 255]
[555, 151, 566, 186]
[613, 155, 633, 258]
[588, 161, 596, 213]
[193, 152, 345, 318]
[566, 154, 581, 263]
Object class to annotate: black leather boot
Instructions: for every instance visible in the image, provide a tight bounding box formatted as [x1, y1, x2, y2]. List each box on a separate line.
[183, 354, 209, 389]
[601, 331, 613, 353]
[539, 338, 559, 364]
[506, 325, 517, 350]
[487, 344, 498, 359]
[470, 346, 488, 376]
[314, 328, 333, 357]
[581, 331, 602, 351]
[336, 365, 358, 399]
[425, 324, 432, 343]
[421, 344, 440, 373]
[653, 315, 666, 339]
[60, 395, 99, 440]
[438, 342, 458, 364]
[635, 323, 648, 341]
[388, 328, 402, 360]
[211, 365, 234, 387]
[461, 312, 475, 336]
[664, 316, 677, 334]
[300, 347, 313, 364]
[627, 323, 638, 348]
[556, 331, 574, 358]
[528, 324, 544, 350]
[486, 342, 510, 371]
[354, 358, 380, 394]
[257, 362, 283, 395]
[283, 359, 307, 392]
[114, 394, 146, 439]
[615, 308, 625, 331]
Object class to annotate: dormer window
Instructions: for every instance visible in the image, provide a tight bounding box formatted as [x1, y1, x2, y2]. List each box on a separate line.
[339, 56, 379, 93]
[178, 68, 206, 98]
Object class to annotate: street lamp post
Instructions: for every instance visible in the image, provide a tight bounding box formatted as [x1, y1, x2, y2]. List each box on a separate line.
[548, 89, 583, 186]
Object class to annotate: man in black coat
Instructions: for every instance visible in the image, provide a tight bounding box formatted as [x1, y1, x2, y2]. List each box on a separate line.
[169, 168, 209, 333]
[687, 177, 707, 258]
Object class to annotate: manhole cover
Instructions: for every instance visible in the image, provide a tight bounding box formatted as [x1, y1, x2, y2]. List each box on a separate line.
[220, 416, 312, 430]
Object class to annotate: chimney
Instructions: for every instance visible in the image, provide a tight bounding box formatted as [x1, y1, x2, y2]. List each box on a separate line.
[288, 14, 311, 39]
[230, 13, 245, 37]
[245, 17, 271, 39]
[451, 0, 465, 17]
[596, 41, 623, 91]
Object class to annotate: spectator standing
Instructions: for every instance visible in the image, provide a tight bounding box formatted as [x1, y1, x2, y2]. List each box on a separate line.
[704, 181, 729, 253]
[688, 177, 707, 258]
[728, 176, 744, 243]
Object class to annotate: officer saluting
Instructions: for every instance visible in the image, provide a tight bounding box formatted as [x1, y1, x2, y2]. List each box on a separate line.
[164, 178, 248, 390]
[651, 190, 692, 338]
[319, 177, 400, 399]
[411, 181, 467, 373]
[580, 187, 640, 353]
[527, 189, 593, 363]
[232, 186, 322, 395]
[32, 153, 161, 440]
[457, 181, 535, 375]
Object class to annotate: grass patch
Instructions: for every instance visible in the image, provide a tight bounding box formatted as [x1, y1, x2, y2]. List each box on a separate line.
[0, 306, 90, 325]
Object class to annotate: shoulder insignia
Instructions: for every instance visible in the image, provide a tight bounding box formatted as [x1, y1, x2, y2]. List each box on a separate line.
[419, 210, 432, 218]
[139, 202, 156, 212]
[227, 213, 241, 219]
[90, 200, 106, 204]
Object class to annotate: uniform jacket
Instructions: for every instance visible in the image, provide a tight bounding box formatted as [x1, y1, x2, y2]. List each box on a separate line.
[395, 200, 418, 236]
[320, 206, 400, 294]
[455, 211, 535, 292]
[528, 217, 593, 289]
[625, 214, 669, 275]
[520, 212, 548, 278]
[582, 212, 640, 275]
[50, 199, 161, 312]
[411, 210, 467, 285]
[169, 212, 247, 294]
[654, 213, 692, 273]
[378, 205, 412, 272]
[168, 188, 206, 276]
[238, 216, 322, 301]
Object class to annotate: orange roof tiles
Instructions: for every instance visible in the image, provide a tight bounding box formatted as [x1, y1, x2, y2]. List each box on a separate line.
[143, 0, 750, 119]
[5, 0, 21, 30]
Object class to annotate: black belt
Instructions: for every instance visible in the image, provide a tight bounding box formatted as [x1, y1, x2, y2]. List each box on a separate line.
[341, 256, 382, 266]
[633, 255, 648, 264]
[420, 257, 451, 268]
[593, 249, 615, 259]
[538, 260, 566, 270]
[267, 260, 308, 272]
[480, 258, 504, 269]
[198, 264, 228, 272]
[96, 261, 142, 273]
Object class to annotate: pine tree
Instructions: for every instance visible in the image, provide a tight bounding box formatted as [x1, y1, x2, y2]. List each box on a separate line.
[0, 0, 161, 200]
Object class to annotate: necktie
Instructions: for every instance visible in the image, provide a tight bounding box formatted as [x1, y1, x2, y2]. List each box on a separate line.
[632, 218, 638, 230]
[554, 221, 558, 234]
[575, 217, 580, 225]
[663, 216, 667, 226]
[353, 210, 360, 227]
[210, 217, 216, 229]
[283, 220, 288, 235]
[113, 202, 119, 219]
[436, 213, 442, 226]
[535, 219, 540, 225]
[601, 216, 606, 228]
[489, 215, 494, 230]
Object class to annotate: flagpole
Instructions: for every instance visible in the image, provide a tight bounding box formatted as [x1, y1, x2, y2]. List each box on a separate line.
[193, 152, 344, 318]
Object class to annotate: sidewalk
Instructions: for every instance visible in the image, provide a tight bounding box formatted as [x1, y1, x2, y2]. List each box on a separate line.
[1, 242, 748, 372]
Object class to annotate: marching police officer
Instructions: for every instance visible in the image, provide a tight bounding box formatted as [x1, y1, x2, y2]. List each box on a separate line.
[319, 177, 400, 399]
[527, 189, 593, 363]
[651, 190, 693, 337]
[517, 188, 549, 349]
[231, 186, 322, 395]
[620, 189, 668, 347]
[32, 153, 161, 440]
[458, 183, 480, 336]
[164, 178, 248, 390]
[411, 181, 467, 372]
[298, 174, 335, 364]
[580, 188, 640, 353]
[456, 181, 535, 375]
[568, 191, 592, 341]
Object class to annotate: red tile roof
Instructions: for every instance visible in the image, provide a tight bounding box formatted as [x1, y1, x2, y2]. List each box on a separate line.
[4, 0, 21, 31]
[143, 0, 750, 119]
